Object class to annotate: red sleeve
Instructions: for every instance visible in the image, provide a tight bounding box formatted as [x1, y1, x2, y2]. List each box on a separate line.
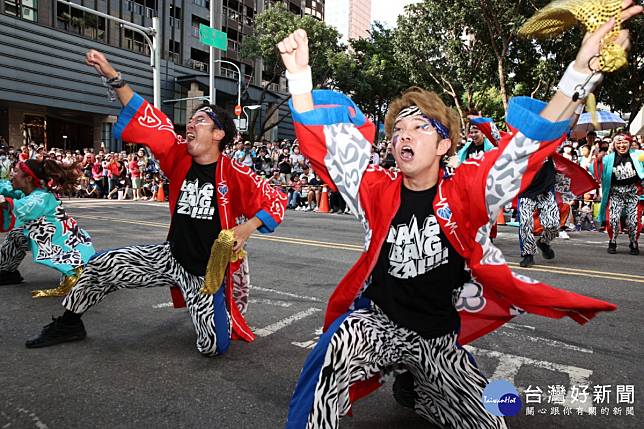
[113, 93, 185, 173]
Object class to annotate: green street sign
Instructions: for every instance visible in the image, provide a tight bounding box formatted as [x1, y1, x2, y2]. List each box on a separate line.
[199, 24, 227, 52]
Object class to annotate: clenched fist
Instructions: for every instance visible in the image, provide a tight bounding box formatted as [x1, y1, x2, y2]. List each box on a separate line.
[277, 29, 310, 75]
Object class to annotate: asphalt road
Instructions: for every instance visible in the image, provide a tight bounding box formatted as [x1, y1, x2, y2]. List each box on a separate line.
[1, 199, 642, 429]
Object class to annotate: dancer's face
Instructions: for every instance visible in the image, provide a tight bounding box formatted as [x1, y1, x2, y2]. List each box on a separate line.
[613, 137, 630, 155]
[10, 165, 31, 191]
[468, 126, 484, 144]
[391, 115, 450, 179]
[185, 111, 224, 159]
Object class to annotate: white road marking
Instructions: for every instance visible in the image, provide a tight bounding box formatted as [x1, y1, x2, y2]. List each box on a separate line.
[493, 330, 593, 354]
[152, 302, 173, 309]
[466, 346, 593, 410]
[505, 322, 536, 331]
[254, 308, 321, 337]
[252, 286, 321, 302]
[292, 328, 323, 349]
[248, 298, 293, 308]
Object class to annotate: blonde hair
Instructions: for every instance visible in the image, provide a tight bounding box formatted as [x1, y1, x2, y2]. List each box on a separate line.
[385, 87, 461, 156]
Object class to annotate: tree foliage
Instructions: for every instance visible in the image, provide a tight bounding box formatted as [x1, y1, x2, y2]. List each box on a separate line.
[241, 3, 342, 140]
[328, 23, 411, 135]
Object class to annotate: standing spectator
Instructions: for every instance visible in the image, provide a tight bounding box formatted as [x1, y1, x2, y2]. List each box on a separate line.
[370, 146, 380, 165]
[129, 154, 143, 200]
[240, 141, 256, 168]
[290, 145, 305, 175]
[0, 150, 11, 179]
[579, 145, 593, 170]
[278, 147, 292, 183]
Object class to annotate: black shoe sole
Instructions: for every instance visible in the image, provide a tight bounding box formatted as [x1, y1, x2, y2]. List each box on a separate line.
[25, 332, 86, 349]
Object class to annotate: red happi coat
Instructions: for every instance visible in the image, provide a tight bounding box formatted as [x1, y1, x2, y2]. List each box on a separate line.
[114, 93, 287, 343]
[290, 91, 616, 400]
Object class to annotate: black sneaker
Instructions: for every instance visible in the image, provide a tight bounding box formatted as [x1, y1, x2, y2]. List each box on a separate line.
[607, 242, 617, 254]
[536, 239, 555, 259]
[25, 317, 86, 348]
[519, 255, 535, 267]
[629, 242, 639, 256]
[0, 270, 23, 286]
[392, 371, 417, 409]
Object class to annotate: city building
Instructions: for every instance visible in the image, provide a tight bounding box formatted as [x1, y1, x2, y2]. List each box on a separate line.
[0, 0, 324, 152]
[324, 0, 370, 45]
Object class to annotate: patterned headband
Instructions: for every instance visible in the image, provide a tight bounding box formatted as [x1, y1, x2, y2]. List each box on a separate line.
[196, 106, 224, 130]
[18, 161, 43, 186]
[395, 105, 450, 140]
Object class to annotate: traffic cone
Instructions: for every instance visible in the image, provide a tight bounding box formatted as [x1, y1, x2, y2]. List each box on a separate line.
[156, 183, 165, 202]
[318, 185, 330, 213]
[496, 211, 505, 225]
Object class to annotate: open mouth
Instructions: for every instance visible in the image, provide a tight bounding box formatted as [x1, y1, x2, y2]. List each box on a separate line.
[186, 132, 195, 142]
[400, 145, 415, 161]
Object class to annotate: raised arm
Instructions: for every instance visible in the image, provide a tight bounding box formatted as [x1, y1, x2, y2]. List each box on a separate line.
[277, 31, 376, 218]
[459, 2, 642, 236]
[86, 50, 134, 108]
[86, 50, 180, 171]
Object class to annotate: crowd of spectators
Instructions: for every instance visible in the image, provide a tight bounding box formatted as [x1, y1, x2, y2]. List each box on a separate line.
[1, 129, 641, 226]
[0, 141, 166, 201]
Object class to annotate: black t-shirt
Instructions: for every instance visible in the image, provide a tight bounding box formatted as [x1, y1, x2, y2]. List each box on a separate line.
[168, 161, 221, 276]
[465, 141, 486, 159]
[364, 184, 466, 338]
[278, 155, 292, 174]
[612, 153, 639, 186]
[520, 157, 556, 199]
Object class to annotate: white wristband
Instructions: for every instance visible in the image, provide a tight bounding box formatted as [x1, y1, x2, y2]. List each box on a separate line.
[557, 61, 603, 101]
[285, 66, 313, 96]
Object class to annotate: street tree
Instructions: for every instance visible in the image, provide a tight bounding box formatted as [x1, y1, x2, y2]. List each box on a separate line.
[329, 23, 411, 139]
[241, 3, 342, 141]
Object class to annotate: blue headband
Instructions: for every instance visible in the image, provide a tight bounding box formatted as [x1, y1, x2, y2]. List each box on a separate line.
[196, 106, 224, 130]
[395, 105, 450, 140]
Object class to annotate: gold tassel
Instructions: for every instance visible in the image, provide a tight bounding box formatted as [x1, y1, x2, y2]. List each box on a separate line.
[586, 93, 599, 129]
[200, 229, 247, 295]
[32, 267, 84, 298]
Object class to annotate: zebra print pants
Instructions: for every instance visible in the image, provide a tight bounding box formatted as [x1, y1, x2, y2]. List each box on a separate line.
[607, 184, 640, 244]
[62, 242, 231, 356]
[0, 228, 29, 272]
[519, 191, 559, 256]
[299, 307, 506, 429]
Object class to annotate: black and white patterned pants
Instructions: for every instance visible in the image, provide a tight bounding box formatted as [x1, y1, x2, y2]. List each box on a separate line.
[0, 228, 29, 272]
[62, 242, 231, 356]
[607, 184, 640, 244]
[305, 307, 506, 429]
[519, 191, 559, 256]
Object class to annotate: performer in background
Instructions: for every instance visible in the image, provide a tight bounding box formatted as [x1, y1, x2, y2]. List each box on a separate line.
[0, 159, 94, 289]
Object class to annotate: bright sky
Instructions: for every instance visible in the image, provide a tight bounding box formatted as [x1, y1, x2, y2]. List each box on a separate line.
[370, 0, 422, 28]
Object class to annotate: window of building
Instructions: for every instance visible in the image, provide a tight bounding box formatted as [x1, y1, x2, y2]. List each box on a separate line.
[169, 4, 182, 27]
[169, 40, 181, 63]
[123, 29, 150, 55]
[101, 122, 113, 149]
[56, 1, 106, 42]
[193, 0, 209, 8]
[4, 0, 38, 22]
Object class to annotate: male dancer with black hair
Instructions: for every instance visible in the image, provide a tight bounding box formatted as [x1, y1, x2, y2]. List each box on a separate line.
[26, 50, 287, 355]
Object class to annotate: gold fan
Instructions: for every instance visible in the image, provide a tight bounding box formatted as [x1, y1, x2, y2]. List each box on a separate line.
[519, 0, 626, 73]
